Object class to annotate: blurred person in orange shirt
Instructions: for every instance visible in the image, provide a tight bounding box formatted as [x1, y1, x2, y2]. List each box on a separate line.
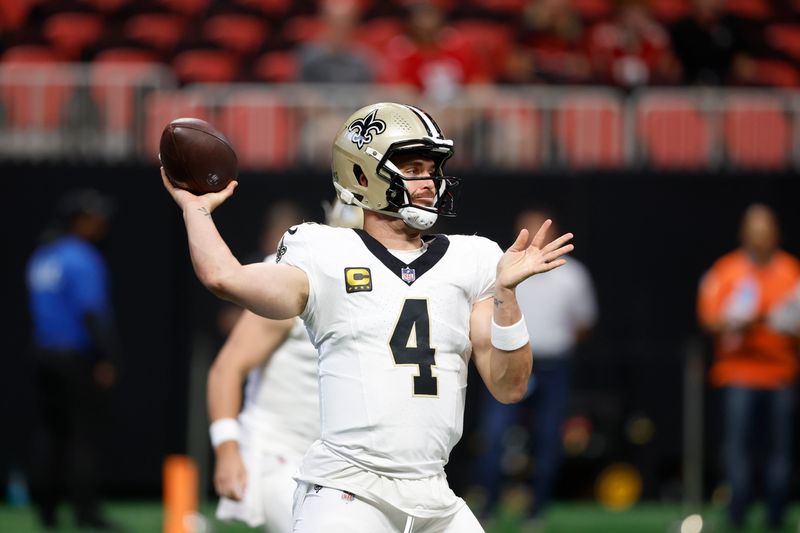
[697, 203, 800, 531]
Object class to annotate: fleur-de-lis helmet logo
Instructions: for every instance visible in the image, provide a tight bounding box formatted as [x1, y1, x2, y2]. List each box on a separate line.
[347, 109, 386, 150]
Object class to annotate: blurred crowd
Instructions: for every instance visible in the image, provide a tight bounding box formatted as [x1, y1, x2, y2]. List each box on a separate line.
[2, 0, 800, 96]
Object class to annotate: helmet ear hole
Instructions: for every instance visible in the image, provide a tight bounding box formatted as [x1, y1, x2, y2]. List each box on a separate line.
[353, 165, 367, 186]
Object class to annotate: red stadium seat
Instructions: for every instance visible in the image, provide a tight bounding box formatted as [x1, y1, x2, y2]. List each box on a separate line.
[648, 0, 690, 23]
[723, 97, 790, 169]
[203, 14, 268, 56]
[484, 100, 542, 168]
[144, 91, 211, 161]
[638, 96, 711, 169]
[356, 17, 403, 54]
[1, 44, 61, 63]
[766, 25, 800, 62]
[754, 59, 800, 88]
[724, 0, 771, 19]
[217, 92, 293, 169]
[555, 94, 624, 168]
[252, 51, 297, 82]
[90, 51, 162, 131]
[172, 49, 240, 84]
[449, 20, 513, 78]
[1, 46, 72, 130]
[43, 12, 104, 60]
[124, 13, 186, 54]
[570, 0, 612, 21]
[0, 0, 36, 32]
[282, 16, 325, 44]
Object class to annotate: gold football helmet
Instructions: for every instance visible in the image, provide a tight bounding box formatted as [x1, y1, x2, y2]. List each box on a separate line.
[331, 102, 460, 230]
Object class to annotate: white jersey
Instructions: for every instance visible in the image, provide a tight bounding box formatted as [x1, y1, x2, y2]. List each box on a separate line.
[277, 223, 502, 515]
[238, 316, 320, 456]
[515, 258, 597, 357]
[217, 256, 320, 529]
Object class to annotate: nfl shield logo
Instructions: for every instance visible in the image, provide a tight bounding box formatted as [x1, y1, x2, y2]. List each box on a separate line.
[401, 267, 416, 283]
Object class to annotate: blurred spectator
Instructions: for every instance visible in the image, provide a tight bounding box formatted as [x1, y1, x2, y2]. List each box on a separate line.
[297, 0, 375, 83]
[670, 0, 755, 85]
[217, 201, 307, 336]
[474, 208, 597, 522]
[697, 203, 800, 531]
[384, 2, 489, 102]
[25, 189, 120, 531]
[588, 0, 680, 87]
[513, 0, 591, 84]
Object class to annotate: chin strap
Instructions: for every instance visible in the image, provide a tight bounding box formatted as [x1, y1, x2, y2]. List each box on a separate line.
[398, 206, 438, 230]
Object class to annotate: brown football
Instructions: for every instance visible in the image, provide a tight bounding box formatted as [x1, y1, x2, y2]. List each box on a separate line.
[159, 118, 238, 194]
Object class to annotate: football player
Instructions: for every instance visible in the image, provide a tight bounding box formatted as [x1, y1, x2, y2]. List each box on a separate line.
[162, 102, 573, 532]
[208, 200, 362, 532]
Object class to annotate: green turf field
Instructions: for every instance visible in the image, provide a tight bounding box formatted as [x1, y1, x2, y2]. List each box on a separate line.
[0, 501, 797, 532]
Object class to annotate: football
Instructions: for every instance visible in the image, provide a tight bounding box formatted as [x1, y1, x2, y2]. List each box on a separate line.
[159, 118, 238, 194]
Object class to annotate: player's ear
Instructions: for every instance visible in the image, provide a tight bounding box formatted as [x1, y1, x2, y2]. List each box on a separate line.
[358, 174, 368, 187]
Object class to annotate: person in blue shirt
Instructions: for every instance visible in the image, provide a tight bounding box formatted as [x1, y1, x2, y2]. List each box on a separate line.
[26, 189, 120, 531]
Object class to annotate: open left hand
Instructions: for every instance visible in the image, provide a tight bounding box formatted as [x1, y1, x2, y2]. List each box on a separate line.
[496, 219, 574, 290]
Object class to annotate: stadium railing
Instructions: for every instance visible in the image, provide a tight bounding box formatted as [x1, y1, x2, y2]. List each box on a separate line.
[1, 63, 799, 171]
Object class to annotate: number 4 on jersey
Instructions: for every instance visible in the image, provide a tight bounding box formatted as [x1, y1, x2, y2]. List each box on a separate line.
[390, 299, 437, 396]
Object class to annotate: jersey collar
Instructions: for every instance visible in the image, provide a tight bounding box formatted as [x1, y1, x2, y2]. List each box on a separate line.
[353, 229, 450, 286]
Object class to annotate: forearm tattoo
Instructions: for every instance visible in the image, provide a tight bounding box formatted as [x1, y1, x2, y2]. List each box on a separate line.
[198, 207, 211, 218]
[493, 297, 504, 308]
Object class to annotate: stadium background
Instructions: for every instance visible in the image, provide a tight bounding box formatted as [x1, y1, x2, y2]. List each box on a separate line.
[2, 0, 800, 530]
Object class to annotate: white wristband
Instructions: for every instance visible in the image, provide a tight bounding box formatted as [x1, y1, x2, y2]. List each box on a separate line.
[209, 418, 240, 448]
[491, 317, 530, 351]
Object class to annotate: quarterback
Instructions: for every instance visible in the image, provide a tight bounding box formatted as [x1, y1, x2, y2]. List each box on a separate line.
[162, 102, 573, 532]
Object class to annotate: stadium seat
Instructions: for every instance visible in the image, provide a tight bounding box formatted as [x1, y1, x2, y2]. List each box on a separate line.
[555, 94, 624, 168]
[0, 45, 72, 130]
[766, 24, 800, 62]
[172, 49, 240, 84]
[42, 12, 104, 60]
[648, 0, 690, 23]
[570, 0, 612, 21]
[217, 92, 293, 169]
[1, 44, 61, 63]
[203, 14, 268, 56]
[144, 91, 211, 161]
[252, 51, 297, 82]
[753, 59, 800, 88]
[724, 0, 771, 19]
[356, 17, 403, 54]
[90, 51, 163, 132]
[723, 97, 790, 169]
[484, 100, 541, 168]
[0, 0, 35, 32]
[449, 20, 513, 78]
[637, 96, 711, 169]
[124, 13, 186, 54]
[282, 16, 325, 45]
